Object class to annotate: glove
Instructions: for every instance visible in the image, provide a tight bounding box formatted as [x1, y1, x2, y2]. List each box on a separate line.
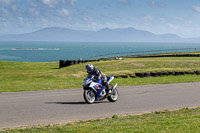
[94, 76, 100, 81]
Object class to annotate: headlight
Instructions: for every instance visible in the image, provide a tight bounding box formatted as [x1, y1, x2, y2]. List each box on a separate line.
[83, 80, 86, 86]
[83, 79, 91, 87]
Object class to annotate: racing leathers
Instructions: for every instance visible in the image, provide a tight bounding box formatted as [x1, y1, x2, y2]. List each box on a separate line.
[87, 67, 110, 90]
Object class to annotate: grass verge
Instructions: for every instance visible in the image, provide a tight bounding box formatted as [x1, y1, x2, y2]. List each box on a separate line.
[0, 57, 200, 92]
[2, 107, 200, 133]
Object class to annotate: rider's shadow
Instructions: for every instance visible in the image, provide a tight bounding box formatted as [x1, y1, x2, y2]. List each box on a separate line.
[45, 101, 86, 105]
[45, 101, 109, 105]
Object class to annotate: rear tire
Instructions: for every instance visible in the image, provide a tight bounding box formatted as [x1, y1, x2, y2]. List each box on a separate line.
[83, 89, 96, 104]
[107, 88, 119, 102]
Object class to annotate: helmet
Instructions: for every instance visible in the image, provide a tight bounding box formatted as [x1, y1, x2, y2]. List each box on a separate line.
[85, 64, 94, 73]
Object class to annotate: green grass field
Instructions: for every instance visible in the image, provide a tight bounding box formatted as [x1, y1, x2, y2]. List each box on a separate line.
[0, 57, 200, 92]
[2, 107, 200, 133]
[1, 57, 200, 132]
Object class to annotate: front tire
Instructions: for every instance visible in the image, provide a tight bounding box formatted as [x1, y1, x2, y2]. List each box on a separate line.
[107, 88, 119, 102]
[83, 89, 96, 104]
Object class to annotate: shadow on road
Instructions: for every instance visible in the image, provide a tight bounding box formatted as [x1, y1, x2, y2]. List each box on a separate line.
[46, 101, 86, 104]
[45, 101, 109, 105]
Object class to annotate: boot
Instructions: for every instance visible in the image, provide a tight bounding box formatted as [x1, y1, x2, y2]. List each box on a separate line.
[103, 81, 109, 90]
[104, 82, 112, 93]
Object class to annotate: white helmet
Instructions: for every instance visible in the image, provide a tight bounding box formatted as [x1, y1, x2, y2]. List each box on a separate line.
[85, 64, 94, 73]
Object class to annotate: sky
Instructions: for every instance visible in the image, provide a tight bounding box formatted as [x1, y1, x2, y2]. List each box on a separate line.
[0, 0, 200, 38]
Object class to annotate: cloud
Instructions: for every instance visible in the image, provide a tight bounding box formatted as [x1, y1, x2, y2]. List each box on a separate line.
[11, 5, 17, 12]
[83, 16, 92, 22]
[88, 21, 129, 31]
[168, 23, 179, 30]
[18, 17, 24, 23]
[0, 17, 6, 22]
[103, 14, 118, 20]
[118, 0, 131, 5]
[0, 0, 15, 5]
[159, 17, 165, 23]
[70, 0, 77, 5]
[41, 0, 51, 5]
[175, 17, 183, 20]
[186, 20, 193, 24]
[142, 15, 154, 21]
[41, 18, 49, 25]
[41, 0, 58, 7]
[57, 8, 70, 16]
[29, 8, 40, 16]
[104, 22, 128, 29]
[0, 7, 9, 16]
[148, 1, 165, 8]
[62, 0, 77, 6]
[192, 5, 200, 12]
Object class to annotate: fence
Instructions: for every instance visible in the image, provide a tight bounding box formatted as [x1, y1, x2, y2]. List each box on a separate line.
[60, 48, 200, 68]
[59, 59, 99, 68]
[89, 48, 200, 60]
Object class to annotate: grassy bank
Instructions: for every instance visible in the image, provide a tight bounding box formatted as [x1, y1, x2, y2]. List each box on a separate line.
[0, 57, 200, 92]
[2, 107, 200, 132]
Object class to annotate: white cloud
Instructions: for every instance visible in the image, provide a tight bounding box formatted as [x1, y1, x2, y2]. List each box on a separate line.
[41, 0, 51, 5]
[168, 23, 179, 30]
[104, 14, 118, 20]
[88, 22, 129, 31]
[83, 16, 92, 22]
[118, 0, 131, 5]
[0, 0, 15, 5]
[148, 1, 164, 8]
[61, 0, 77, 6]
[0, 17, 6, 21]
[29, 8, 40, 16]
[175, 17, 183, 20]
[18, 17, 23, 23]
[70, 0, 77, 5]
[186, 20, 193, 24]
[159, 17, 165, 23]
[142, 15, 154, 21]
[40, 18, 53, 27]
[41, 0, 57, 7]
[58, 9, 70, 16]
[192, 5, 200, 12]
[0, 8, 9, 16]
[41, 18, 49, 24]
[11, 5, 17, 12]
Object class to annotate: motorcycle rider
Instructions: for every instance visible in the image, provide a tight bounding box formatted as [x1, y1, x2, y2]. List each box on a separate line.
[85, 64, 110, 91]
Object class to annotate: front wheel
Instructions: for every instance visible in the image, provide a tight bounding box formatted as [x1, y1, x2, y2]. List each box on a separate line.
[107, 88, 119, 102]
[83, 89, 96, 104]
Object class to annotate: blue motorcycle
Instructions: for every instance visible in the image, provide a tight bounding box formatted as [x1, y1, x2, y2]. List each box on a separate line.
[83, 75, 118, 104]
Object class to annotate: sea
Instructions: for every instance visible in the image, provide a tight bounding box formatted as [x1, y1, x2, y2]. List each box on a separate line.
[0, 41, 199, 62]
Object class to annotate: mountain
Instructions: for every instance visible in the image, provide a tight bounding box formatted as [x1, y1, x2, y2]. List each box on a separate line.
[0, 27, 93, 42]
[0, 27, 200, 42]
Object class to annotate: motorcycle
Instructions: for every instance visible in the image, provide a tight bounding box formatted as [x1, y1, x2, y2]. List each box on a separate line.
[83, 75, 118, 104]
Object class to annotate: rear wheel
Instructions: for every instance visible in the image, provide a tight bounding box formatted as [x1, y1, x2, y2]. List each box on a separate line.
[83, 89, 96, 104]
[107, 88, 118, 102]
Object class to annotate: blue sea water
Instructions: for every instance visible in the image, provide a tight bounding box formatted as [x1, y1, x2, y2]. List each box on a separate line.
[0, 41, 199, 62]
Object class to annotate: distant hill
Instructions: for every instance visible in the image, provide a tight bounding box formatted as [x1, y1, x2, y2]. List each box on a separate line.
[0, 27, 200, 42]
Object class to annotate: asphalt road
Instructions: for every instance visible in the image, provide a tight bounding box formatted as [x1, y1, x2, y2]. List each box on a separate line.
[0, 82, 200, 129]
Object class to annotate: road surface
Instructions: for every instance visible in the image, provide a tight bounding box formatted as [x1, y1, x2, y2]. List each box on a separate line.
[0, 82, 200, 129]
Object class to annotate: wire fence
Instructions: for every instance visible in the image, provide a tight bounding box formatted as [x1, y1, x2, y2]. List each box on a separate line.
[89, 48, 200, 60]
